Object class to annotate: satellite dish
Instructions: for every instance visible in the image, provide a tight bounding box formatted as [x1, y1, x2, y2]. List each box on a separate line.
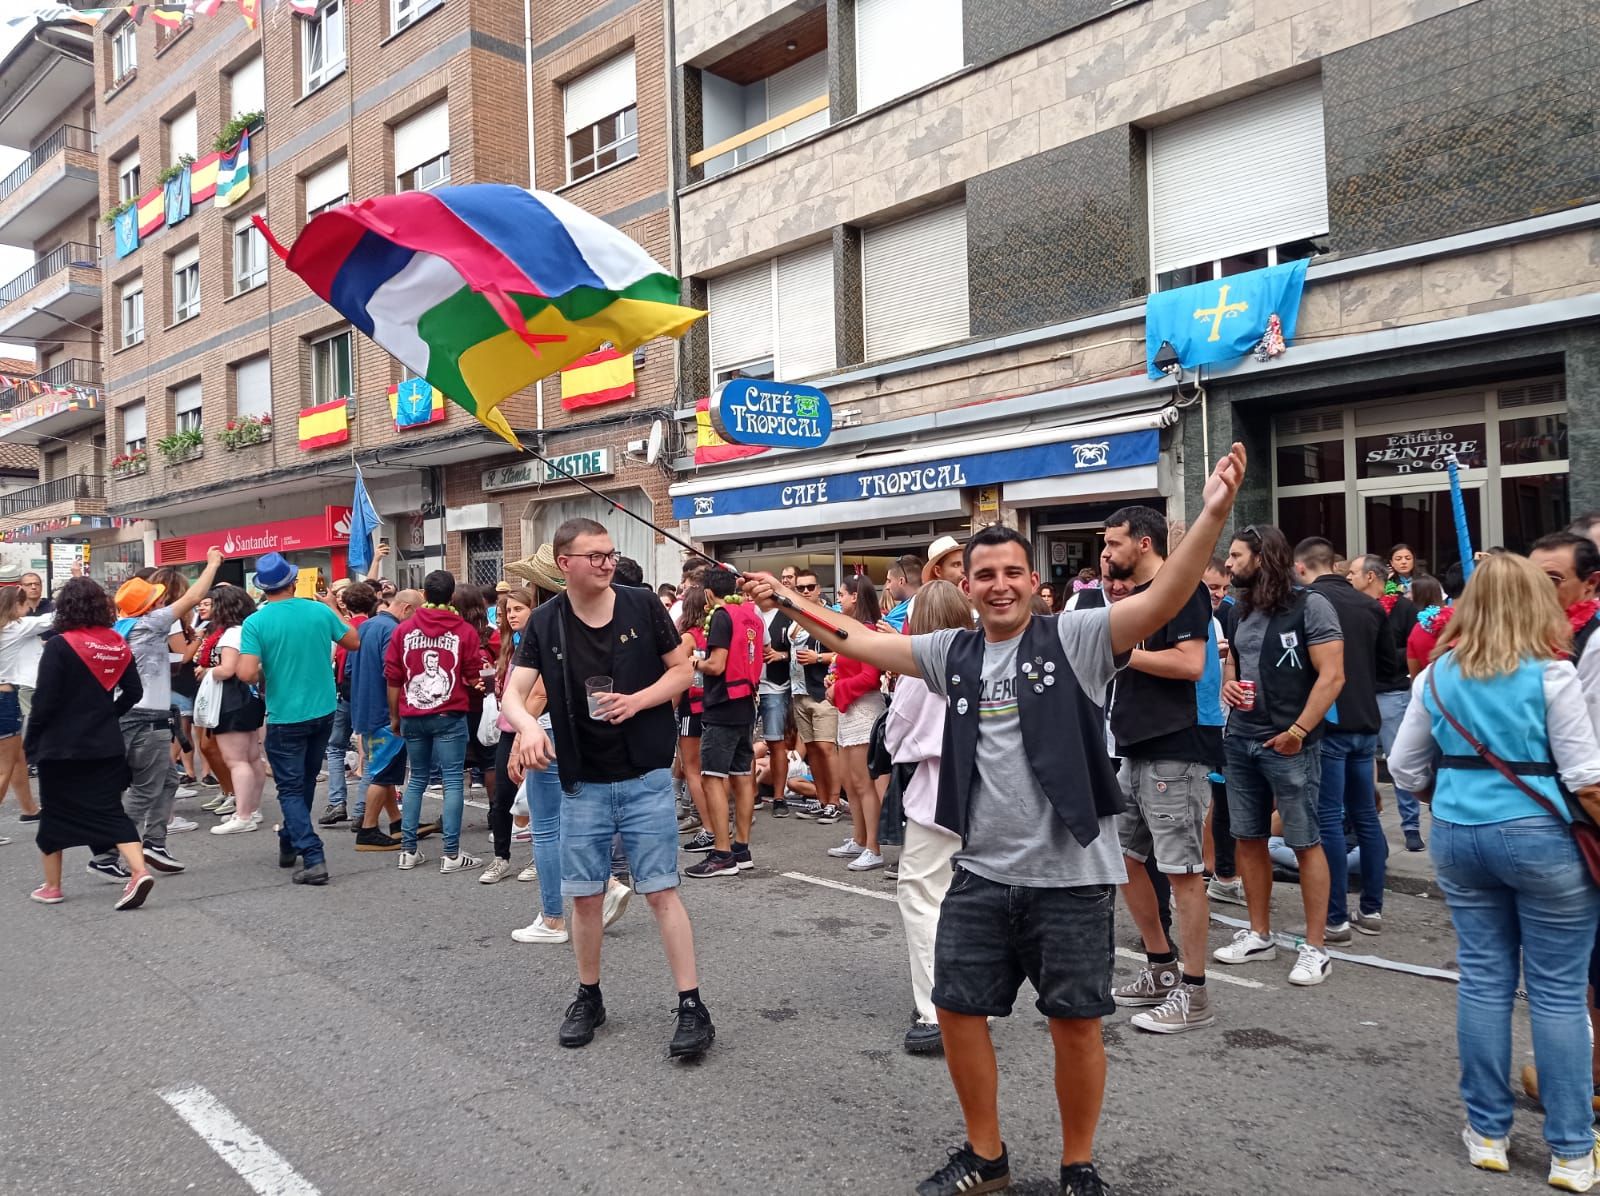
[645, 419, 665, 465]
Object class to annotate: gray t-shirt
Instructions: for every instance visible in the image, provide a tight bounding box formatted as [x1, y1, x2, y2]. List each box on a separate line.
[911, 608, 1128, 888]
[1227, 590, 1342, 737]
[127, 604, 175, 713]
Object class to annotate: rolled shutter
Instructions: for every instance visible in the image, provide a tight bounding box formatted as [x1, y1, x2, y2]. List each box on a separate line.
[862, 203, 969, 361]
[305, 157, 349, 211]
[235, 356, 271, 419]
[855, 0, 963, 112]
[564, 52, 636, 134]
[168, 106, 198, 165]
[174, 380, 202, 417]
[394, 101, 449, 176]
[122, 401, 146, 446]
[766, 51, 829, 146]
[230, 54, 264, 119]
[708, 261, 774, 373]
[775, 243, 834, 379]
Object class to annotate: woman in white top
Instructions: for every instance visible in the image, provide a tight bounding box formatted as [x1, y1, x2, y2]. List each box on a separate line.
[0, 584, 52, 825]
[197, 586, 267, 834]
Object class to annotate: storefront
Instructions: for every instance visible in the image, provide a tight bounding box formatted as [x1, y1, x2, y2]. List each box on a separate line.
[153, 505, 354, 591]
[1272, 375, 1568, 578]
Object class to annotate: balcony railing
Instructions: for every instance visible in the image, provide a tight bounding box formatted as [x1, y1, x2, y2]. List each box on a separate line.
[0, 125, 97, 205]
[0, 241, 97, 307]
[0, 473, 104, 517]
[0, 358, 102, 413]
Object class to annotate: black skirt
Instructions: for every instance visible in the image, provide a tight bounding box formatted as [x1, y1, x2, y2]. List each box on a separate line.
[34, 756, 136, 854]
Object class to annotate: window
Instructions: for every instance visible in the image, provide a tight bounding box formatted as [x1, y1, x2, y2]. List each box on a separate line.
[111, 22, 137, 84]
[171, 245, 200, 323]
[392, 0, 442, 33]
[121, 400, 147, 454]
[394, 101, 450, 192]
[233, 216, 267, 294]
[116, 152, 140, 203]
[856, 0, 962, 111]
[311, 330, 353, 406]
[233, 355, 272, 420]
[564, 52, 637, 183]
[173, 380, 203, 435]
[1149, 77, 1328, 290]
[119, 279, 144, 348]
[862, 203, 969, 361]
[707, 243, 835, 382]
[304, 157, 349, 219]
[166, 104, 197, 166]
[229, 54, 264, 119]
[302, 0, 346, 94]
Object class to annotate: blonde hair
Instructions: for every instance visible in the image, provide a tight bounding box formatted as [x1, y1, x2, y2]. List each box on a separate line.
[909, 580, 973, 634]
[1433, 551, 1569, 679]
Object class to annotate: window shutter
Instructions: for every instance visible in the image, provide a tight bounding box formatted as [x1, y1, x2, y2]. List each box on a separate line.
[122, 401, 147, 445]
[862, 203, 969, 361]
[855, 0, 963, 112]
[174, 380, 202, 416]
[169, 106, 198, 165]
[235, 356, 271, 419]
[1149, 77, 1329, 275]
[708, 261, 774, 372]
[775, 243, 834, 379]
[305, 157, 349, 211]
[394, 101, 449, 175]
[564, 51, 636, 134]
[231, 54, 264, 118]
[172, 244, 199, 273]
[766, 51, 829, 146]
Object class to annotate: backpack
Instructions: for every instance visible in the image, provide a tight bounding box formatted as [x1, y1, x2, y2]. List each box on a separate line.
[719, 601, 766, 701]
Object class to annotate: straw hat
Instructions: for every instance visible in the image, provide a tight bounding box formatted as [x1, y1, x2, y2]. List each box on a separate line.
[922, 535, 963, 583]
[506, 543, 566, 594]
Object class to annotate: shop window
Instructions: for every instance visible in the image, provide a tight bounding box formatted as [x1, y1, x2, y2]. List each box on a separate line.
[229, 53, 264, 119]
[121, 399, 147, 454]
[1499, 414, 1569, 467]
[304, 157, 349, 219]
[392, 0, 443, 34]
[465, 529, 503, 589]
[302, 0, 346, 95]
[1364, 489, 1482, 582]
[564, 52, 637, 183]
[171, 245, 201, 323]
[855, 0, 962, 112]
[1276, 494, 1347, 561]
[525, 489, 653, 582]
[111, 22, 137, 85]
[116, 151, 140, 203]
[1502, 474, 1571, 556]
[1275, 440, 1343, 487]
[173, 380, 203, 435]
[311, 330, 353, 405]
[119, 278, 144, 348]
[862, 203, 968, 362]
[395, 102, 450, 192]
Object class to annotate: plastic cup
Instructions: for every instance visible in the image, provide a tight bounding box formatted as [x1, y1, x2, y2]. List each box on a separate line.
[585, 676, 613, 719]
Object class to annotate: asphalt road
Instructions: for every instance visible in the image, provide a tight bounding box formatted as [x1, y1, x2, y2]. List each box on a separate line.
[0, 784, 1572, 1195]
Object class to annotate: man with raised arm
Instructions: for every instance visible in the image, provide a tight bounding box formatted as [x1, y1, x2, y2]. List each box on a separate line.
[742, 444, 1247, 1196]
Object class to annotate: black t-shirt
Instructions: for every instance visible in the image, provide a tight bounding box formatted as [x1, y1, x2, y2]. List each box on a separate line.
[1378, 595, 1417, 690]
[701, 606, 756, 727]
[1114, 580, 1222, 766]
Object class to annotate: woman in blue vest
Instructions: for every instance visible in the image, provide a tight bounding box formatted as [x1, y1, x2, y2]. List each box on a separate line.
[1389, 551, 1600, 1189]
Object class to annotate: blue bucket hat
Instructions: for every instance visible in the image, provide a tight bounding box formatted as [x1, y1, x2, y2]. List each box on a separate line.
[255, 552, 297, 592]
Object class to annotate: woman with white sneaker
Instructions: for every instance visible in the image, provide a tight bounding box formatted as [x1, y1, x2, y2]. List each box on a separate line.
[198, 586, 268, 836]
[1389, 552, 1600, 1190]
[827, 575, 887, 872]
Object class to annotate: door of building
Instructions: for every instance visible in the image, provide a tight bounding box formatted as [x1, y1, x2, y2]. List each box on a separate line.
[1361, 481, 1483, 583]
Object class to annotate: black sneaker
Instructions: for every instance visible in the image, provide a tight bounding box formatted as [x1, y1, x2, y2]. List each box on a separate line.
[917, 1143, 1010, 1196]
[771, 798, 790, 818]
[355, 827, 402, 852]
[669, 997, 714, 1059]
[1061, 1162, 1113, 1196]
[685, 851, 740, 879]
[731, 844, 754, 871]
[815, 804, 841, 825]
[279, 844, 300, 868]
[317, 806, 348, 826]
[292, 861, 330, 886]
[558, 989, 606, 1048]
[19, 811, 39, 823]
[904, 1020, 943, 1055]
[142, 842, 186, 874]
[416, 821, 440, 840]
[682, 830, 716, 853]
[87, 858, 131, 881]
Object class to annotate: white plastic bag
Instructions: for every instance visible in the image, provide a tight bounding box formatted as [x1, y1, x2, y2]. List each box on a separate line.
[477, 693, 502, 747]
[193, 670, 223, 729]
[510, 778, 529, 818]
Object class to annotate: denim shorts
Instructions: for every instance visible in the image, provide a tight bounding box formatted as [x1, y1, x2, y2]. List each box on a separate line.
[1224, 734, 1321, 849]
[758, 691, 789, 741]
[1117, 757, 1210, 873]
[171, 692, 194, 717]
[932, 867, 1116, 1020]
[700, 721, 754, 778]
[0, 688, 20, 740]
[560, 766, 679, 897]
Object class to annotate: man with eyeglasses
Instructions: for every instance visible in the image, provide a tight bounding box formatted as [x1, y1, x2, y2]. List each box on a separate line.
[787, 569, 841, 823]
[1529, 532, 1600, 726]
[503, 518, 713, 1059]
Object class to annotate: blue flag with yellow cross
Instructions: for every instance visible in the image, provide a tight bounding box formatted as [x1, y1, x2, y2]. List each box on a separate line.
[1145, 258, 1309, 379]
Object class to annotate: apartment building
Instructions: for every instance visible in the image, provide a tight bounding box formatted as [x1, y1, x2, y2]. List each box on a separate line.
[0, 15, 131, 584]
[94, 0, 556, 591]
[667, 0, 1599, 590]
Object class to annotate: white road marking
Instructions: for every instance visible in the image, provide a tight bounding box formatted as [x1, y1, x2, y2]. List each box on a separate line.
[1209, 912, 1461, 983]
[1114, 946, 1270, 990]
[781, 871, 897, 902]
[159, 1085, 321, 1196]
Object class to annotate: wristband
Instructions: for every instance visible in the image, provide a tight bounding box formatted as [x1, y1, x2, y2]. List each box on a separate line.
[1287, 723, 1308, 741]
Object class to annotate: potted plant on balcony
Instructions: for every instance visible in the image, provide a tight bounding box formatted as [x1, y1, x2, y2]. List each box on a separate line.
[155, 428, 205, 464]
[213, 111, 264, 155]
[218, 412, 272, 451]
[110, 449, 148, 477]
[101, 198, 135, 227]
[156, 154, 195, 186]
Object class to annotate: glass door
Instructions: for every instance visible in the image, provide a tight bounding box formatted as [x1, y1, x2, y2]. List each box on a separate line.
[1361, 483, 1482, 584]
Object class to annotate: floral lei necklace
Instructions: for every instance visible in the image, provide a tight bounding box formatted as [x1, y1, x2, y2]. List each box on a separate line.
[701, 593, 746, 636]
[422, 602, 459, 614]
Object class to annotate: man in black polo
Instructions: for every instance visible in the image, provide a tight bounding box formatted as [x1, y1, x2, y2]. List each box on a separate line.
[1348, 553, 1422, 852]
[1296, 537, 1393, 941]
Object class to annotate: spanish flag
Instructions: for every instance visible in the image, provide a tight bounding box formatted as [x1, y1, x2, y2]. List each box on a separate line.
[136, 185, 164, 238]
[190, 151, 221, 204]
[559, 347, 635, 411]
[694, 395, 767, 466]
[298, 399, 350, 450]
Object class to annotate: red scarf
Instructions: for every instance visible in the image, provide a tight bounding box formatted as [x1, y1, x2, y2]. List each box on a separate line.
[1378, 594, 1399, 615]
[1569, 599, 1600, 635]
[199, 625, 226, 669]
[61, 628, 132, 692]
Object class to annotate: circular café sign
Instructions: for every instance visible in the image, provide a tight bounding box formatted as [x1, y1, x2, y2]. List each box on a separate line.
[709, 378, 832, 450]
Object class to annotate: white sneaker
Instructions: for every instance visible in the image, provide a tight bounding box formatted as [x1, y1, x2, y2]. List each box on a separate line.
[512, 827, 532, 844]
[827, 838, 864, 858]
[516, 862, 538, 882]
[1550, 1141, 1600, 1192]
[210, 816, 257, 835]
[1213, 928, 1278, 965]
[1462, 1128, 1509, 1173]
[511, 915, 569, 944]
[213, 797, 237, 817]
[440, 851, 484, 874]
[173, 786, 198, 801]
[603, 879, 632, 927]
[847, 849, 884, 871]
[167, 815, 199, 833]
[1288, 943, 1332, 986]
[250, 810, 263, 824]
[478, 857, 512, 884]
[398, 850, 426, 870]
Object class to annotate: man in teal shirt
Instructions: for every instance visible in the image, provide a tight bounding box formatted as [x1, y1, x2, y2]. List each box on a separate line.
[237, 552, 359, 886]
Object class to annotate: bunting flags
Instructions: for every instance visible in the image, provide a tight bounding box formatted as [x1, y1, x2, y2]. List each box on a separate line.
[163, 167, 192, 226]
[289, 0, 318, 12]
[560, 346, 635, 411]
[149, 4, 188, 28]
[240, 0, 260, 30]
[214, 127, 251, 209]
[194, 0, 224, 14]
[298, 398, 351, 450]
[136, 185, 164, 237]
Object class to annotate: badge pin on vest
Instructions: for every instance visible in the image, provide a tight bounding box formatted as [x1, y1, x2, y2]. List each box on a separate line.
[957, 698, 969, 714]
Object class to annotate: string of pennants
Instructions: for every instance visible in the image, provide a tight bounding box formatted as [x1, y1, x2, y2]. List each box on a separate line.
[0, 516, 140, 545]
[6, 2, 338, 32]
[0, 386, 101, 426]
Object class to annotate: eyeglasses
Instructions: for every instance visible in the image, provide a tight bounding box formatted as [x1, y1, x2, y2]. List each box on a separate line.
[563, 550, 620, 569]
[795, 583, 819, 593]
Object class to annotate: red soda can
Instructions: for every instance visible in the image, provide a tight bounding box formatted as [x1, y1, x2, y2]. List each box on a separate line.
[1238, 680, 1256, 711]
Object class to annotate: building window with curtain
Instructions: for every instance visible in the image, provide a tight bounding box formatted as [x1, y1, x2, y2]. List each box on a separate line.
[394, 101, 450, 192]
[311, 330, 354, 406]
[233, 215, 267, 293]
[111, 22, 137, 85]
[173, 380, 203, 435]
[117, 152, 140, 202]
[392, 0, 443, 34]
[120, 279, 144, 348]
[564, 51, 637, 183]
[861, 203, 969, 362]
[707, 243, 835, 384]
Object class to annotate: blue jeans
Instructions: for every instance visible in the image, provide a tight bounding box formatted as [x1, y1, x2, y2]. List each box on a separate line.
[526, 766, 564, 920]
[1432, 816, 1600, 1160]
[1377, 689, 1421, 832]
[400, 713, 468, 855]
[559, 767, 678, 897]
[1318, 730, 1389, 924]
[266, 715, 335, 869]
[325, 696, 352, 810]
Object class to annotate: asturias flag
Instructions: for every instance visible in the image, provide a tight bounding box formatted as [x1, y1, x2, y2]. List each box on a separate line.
[388, 378, 446, 429]
[347, 465, 381, 576]
[1145, 258, 1309, 379]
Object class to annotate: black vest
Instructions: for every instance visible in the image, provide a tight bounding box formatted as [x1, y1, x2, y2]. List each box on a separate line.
[934, 615, 1125, 847]
[1232, 591, 1323, 742]
[764, 609, 793, 687]
[527, 587, 678, 789]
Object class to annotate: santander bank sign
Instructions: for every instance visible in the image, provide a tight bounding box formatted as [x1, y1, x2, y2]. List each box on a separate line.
[155, 506, 353, 566]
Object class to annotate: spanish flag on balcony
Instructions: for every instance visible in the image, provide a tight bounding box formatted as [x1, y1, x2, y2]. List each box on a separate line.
[190, 151, 221, 204]
[136, 185, 164, 238]
[560, 346, 635, 411]
[298, 399, 350, 450]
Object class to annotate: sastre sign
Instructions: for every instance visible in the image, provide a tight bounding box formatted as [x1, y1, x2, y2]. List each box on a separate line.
[709, 378, 832, 449]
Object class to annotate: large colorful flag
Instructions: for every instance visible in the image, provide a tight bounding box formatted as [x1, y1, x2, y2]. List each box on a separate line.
[560, 346, 634, 411]
[163, 166, 192, 226]
[347, 465, 381, 576]
[694, 396, 767, 466]
[240, 0, 260, 30]
[193, 0, 224, 15]
[1145, 258, 1309, 379]
[387, 379, 446, 429]
[298, 399, 350, 449]
[257, 184, 704, 449]
[214, 127, 251, 209]
[136, 185, 164, 237]
[149, 4, 188, 29]
[189, 150, 221, 203]
[113, 207, 139, 258]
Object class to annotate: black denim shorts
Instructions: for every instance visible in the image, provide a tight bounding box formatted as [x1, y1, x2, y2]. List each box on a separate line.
[932, 866, 1116, 1020]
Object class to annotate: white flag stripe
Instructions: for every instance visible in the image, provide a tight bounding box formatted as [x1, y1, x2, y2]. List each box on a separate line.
[159, 1085, 321, 1196]
[364, 250, 460, 380]
[535, 188, 665, 291]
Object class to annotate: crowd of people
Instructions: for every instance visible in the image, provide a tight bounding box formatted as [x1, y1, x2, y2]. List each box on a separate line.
[15, 437, 1600, 1194]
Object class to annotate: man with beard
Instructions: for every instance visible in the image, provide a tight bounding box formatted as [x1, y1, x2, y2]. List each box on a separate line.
[1214, 526, 1344, 986]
